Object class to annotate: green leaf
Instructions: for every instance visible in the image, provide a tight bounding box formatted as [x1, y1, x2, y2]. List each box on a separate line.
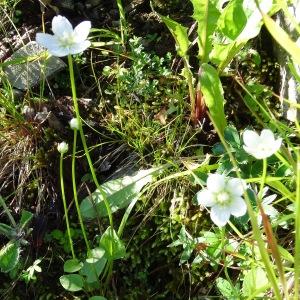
[160, 15, 190, 57]
[89, 297, 107, 300]
[199, 63, 227, 134]
[80, 252, 107, 283]
[216, 277, 237, 298]
[63, 259, 83, 273]
[218, 0, 246, 40]
[242, 267, 268, 297]
[263, 12, 300, 66]
[19, 210, 33, 229]
[0, 241, 20, 272]
[237, 0, 273, 41]
[224, 126, 240, 148]
[0, 223, 14, 238]
[80, 168, 157, 220]
[191, 0, 220, 62]
[100, 227, 126, 260]
[59, 274, 84, 292]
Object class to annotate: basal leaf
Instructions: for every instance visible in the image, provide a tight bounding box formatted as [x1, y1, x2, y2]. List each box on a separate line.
[64, 259, 83, 273]
[199, 63, 227, 134]
[100, 227, 126, 260]
[59, 274, 84, 292]
[80, 168, 158, 220]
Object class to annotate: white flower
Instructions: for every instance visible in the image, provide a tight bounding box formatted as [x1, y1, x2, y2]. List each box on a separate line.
[36, 15, 91, 57]
[196, 173, 247, 227]
[243, 129, 282, 159]
[69, 118, 80, 130]
[57, 141, 68, 154]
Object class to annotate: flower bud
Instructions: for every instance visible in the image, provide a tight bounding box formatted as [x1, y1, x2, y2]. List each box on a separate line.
[69, 118, 80, 130]
[57, 142, 68, 154]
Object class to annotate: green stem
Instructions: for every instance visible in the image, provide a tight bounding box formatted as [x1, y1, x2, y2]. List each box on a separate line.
[294, 149, 300, 299]
[71, 129, 91, 253]
[59, 153, 75, 259]
[258, 158, 267, 201]
[116, 0, 127, 46]
[67, 55, 114, 230]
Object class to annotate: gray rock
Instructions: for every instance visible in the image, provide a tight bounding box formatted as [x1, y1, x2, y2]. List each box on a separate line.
[4, 41, 66, 90]
[275, 2, 300, 121]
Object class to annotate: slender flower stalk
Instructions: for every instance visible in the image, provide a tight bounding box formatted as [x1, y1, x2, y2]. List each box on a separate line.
[59, 149, 75, 259]
[71, 128, 90, 252]
[67, 55, 114, 230]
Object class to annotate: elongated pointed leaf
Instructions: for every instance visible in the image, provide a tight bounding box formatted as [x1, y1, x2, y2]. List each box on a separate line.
[160, 15, 190, 57]
[191, 0, 220, 62]
[263, 13, 300, 66]
[80, 168, 158, 219]
[199, 63, 227, 134]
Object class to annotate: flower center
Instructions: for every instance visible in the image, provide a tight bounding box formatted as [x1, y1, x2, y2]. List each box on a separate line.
[58, 33, 75, 47]
[216, 191, 230, 204]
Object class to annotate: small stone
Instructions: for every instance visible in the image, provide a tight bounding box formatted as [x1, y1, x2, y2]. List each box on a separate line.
[4, 41, 66, 90]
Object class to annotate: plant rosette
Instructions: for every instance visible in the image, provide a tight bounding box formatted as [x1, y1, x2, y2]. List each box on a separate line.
[196, 173, 247, 227]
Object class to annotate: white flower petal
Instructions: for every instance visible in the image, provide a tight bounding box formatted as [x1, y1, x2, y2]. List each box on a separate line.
[229, 196, 247, 217]
[243, 130, 260, 148]
[260, 129, 276, 144]
[74, 21, 91, 42]
[227, 178, 246, 196]
[52, 15, 73, 37]
[196, 189, 215, 207]
[49, 46, 70, 57]
[273, 138, 282, 152]
[36, 33, 60, 50]
[69, 40, 91, 54]
[210, 205, 231, 227]
[207, 173, 226, 193]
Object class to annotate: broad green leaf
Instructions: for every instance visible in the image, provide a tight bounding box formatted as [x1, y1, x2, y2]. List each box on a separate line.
[86, 247, 106, 263]
[63, 259, 83, 273]
[80, 168, 158, 220]
[80, 253, 107, 283]
[199, 63, 227, 134]
[218, 0, 246, 40]
[0, 241, 20, 272]
[263, 13, 300, 66]
[242, 267, 268, 297]
[19, 210, 33, 229]
[89, 297, 107, 300]
[210, 40, 246, 71]
[160, 15, 190, 57]
[216, 277, 237, 298]
[59, 274, 84, 292]
[100, 227, 126, 260]
[237, 0, 273, 41]
[191, 0, 220, 62]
